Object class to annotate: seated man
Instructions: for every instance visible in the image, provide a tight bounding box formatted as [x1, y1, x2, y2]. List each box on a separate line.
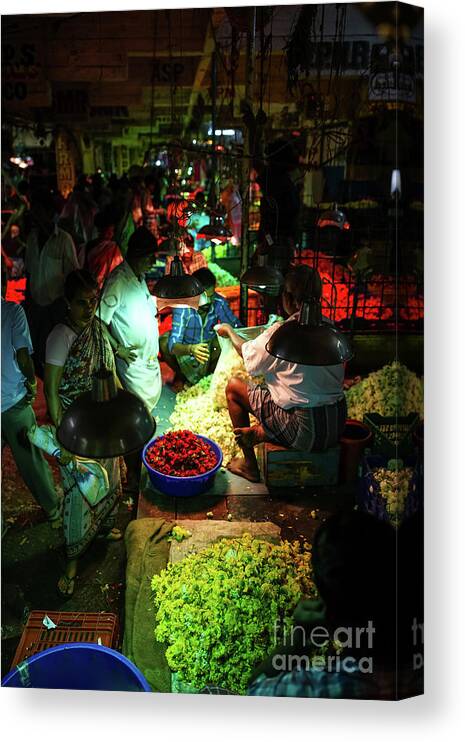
[216, 265, 346, 482]
[159, 267, 242, 388]
[165, 232, 208, 275]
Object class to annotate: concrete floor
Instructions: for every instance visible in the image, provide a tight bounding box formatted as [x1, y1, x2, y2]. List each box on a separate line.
[1, 373, 357, 678]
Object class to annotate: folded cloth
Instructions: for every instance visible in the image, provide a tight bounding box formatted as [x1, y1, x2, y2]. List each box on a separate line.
[27, 424, 109, 506]
[122, 516, 174, 692]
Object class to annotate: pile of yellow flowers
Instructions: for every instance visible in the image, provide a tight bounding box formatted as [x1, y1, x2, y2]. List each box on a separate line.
[372, 466, 414, 526]
[345, 362, 423, 420]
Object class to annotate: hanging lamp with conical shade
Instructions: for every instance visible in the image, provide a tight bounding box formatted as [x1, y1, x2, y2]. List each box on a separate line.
[240, 253, 284, 292]
[152, 254, 204, 308]
[317, 204, 350, 231]
[57, 368, 156, 458]
[197, 211, 232, 244]
[266, 299, 353, 366]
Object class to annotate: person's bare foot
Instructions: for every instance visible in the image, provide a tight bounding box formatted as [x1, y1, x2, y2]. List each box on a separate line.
[233, 425, 266, 448]
[226, 456, 261, 483]
[49, 516, 63, 530]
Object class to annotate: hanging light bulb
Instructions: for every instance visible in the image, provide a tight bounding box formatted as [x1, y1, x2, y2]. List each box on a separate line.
[390, 169, 402, 198]
[240, 253, 284, 292]
[266, 298, 353, 366]
[57, 368, 156, 458]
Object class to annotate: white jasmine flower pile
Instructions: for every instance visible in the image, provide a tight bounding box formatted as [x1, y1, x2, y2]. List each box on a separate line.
[372, 466, 414, 527]
[169, 375, 241, 463]
[169, 340, 263, 464]
[345, 362, 423, 420]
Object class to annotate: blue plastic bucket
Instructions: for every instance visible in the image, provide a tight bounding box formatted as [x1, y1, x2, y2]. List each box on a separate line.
[143, 434, 223, 497]
[2, 643, 151, 692]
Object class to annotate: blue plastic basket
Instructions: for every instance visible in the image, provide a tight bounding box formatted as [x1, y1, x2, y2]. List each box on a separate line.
[2, 643, 151, 691]
[143, 434, 223, 497]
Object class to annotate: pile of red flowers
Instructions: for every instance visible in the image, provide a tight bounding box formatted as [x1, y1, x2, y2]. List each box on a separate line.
[145, 430, 218, 477]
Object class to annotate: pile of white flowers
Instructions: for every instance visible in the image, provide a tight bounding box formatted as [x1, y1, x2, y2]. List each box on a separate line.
[169, 343, 262, 464]
[372, 466, 414, 526]
[345, 362, 423, 420]
[169, 376, 241, 464]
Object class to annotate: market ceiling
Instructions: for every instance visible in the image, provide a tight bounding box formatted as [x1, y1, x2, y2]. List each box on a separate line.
[2, 5, 424, 141]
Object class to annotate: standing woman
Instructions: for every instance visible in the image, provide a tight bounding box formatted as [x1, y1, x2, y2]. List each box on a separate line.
[44, 270, 122, 599]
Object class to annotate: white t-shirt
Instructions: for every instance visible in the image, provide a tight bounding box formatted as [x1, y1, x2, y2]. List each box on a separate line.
[45, 324, 78, 367]
[25, 226, 80, 306]
[242, 319, 345, 410]
[99, 260, 161, 410]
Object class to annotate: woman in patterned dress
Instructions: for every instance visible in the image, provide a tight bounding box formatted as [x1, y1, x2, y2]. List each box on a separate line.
[44, 270, 123, 598]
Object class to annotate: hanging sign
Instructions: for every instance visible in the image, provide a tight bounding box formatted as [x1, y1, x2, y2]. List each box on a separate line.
[55, 131, 76, 199]
[2, 40, 51, 108]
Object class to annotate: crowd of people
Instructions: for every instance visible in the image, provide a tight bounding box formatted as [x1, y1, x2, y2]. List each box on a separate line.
[1, 165, 349, 592]
[1, 163, 422, 700]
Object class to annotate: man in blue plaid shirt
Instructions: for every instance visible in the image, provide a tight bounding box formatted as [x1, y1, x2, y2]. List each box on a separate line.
[159, 267, 242, 387]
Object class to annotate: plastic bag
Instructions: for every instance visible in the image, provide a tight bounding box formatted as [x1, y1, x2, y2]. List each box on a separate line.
[27, 425, 109, 507]
[210, 321, 279, 409]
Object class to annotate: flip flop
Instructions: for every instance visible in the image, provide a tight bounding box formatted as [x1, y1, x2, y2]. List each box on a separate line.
[98, 528, 123, 542]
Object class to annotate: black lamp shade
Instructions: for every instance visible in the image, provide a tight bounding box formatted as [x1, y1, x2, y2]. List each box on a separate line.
[57, 370, 156, 458]
[266, 301, 353, 366]
[197, 215, 232, 243]
[317, 208, 350, 231]
[240, 252, 284, 292]
[266, 321, 353, 365]
[241, 264, 284, 291]
[152, 255, 204, 300]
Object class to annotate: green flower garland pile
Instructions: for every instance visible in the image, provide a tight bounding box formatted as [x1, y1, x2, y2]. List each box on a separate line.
[152, 534, 315, 694]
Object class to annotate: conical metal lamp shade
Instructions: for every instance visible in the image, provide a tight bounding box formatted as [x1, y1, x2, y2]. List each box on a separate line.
[152, 255, 204, 300]
[241, 253, 284, 292]
[57, 369, 156, 458]
[266, 302, 353, 366]
[197, 215, 232, 243]
[317, 206, 350, 231]
[241, 264, 284, 290]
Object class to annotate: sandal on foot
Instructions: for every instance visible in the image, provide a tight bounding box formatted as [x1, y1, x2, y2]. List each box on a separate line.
[98, 528, 123, 542]
[57, 574, 75, 600]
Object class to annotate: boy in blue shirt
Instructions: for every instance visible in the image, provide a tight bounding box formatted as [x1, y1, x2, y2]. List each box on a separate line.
[159, 267, 242, 388]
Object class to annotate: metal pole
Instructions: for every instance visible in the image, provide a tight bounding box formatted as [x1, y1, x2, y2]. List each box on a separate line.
[239, 6, 256, 326]
[209, 50, 217, 206]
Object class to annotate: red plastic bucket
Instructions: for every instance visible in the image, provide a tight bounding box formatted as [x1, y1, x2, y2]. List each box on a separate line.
[339, 420, 373, 484]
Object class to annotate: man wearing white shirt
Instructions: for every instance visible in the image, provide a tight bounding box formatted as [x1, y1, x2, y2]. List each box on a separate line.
[216, 266, 347, 482]
[100, 226, 161, 413]
[100, 227, 161, 495]
[24, 189, 80, 375]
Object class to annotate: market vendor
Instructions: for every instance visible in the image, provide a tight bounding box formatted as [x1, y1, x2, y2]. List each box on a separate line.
[100, 226, 161, 411]
[100, 226, 161, 493]
[165, 232, 208, 275]
[159, 267, 242, 388]
[216, 265, 347, 482]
